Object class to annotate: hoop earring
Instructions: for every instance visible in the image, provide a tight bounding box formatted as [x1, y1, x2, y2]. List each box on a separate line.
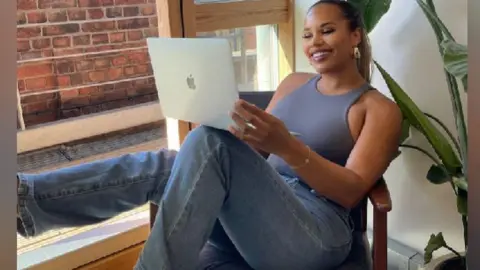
[353, 47, 361, 59]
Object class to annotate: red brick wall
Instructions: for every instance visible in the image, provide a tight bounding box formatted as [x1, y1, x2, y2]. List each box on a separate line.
[17, 0, 159, 127]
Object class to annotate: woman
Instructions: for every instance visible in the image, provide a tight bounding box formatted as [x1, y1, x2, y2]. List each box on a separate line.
[17, 1, 402, 269]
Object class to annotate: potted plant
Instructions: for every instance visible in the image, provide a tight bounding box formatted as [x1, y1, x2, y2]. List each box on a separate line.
[349, 0, 468, 269]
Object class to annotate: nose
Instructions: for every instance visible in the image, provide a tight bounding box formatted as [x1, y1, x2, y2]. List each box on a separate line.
[310, 33, 325, 47]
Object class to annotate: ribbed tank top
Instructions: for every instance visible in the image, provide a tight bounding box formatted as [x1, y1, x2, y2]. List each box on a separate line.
[267, 75, 372, 181]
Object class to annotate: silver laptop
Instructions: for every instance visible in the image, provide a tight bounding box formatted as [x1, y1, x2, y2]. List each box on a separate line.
[146, 37, 239, 130]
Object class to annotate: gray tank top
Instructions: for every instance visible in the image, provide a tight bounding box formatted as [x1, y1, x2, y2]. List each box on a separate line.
[267, 75, 372, 180]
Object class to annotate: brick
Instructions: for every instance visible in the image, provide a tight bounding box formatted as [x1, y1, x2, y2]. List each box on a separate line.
[17, 27, 41, 39]
[19, 51, 42, 60]
[25, 75, 56, 91]
[27, 11, 47, 23]
[85, 45, 113, 53]
[149, 17, 158, 27]
[141, 5, 156, 16]
[76, 60, 94, 71]
[106, 7, 122, 18]
[22, 101, 51, 114]
[143, 28, 158, 38]
[135, 64, 150, 75]
[127, 50, 148, 64]
[17, 63, 53, 79]
[68, 10, 87, 21]
[21, 92, 58, 103]
[52, 48, 84, 56]
[88, 9, 104, 19]
[109, 32, 125, 43]
[101, 0, 114, 6]
[53, 36, 71, 48]
[94, 58, 110, 69]
[43, 24, 80, 36]
[108, 67, 123, 80]
[24, 111, 57, 126]
[60, 89, 78, 98]
[38, 0, 77, 9]
[17, 12, 27, 24]
[60, 108, 81, 118]
[117, 18, 149, 30]
[124, 66, 135, 76]
[127, 30, 143, 41]
[17, 40, 31, 52]
[31, 38, 51, 49]
[17, 0, 37, 10]
[114, 81, 131, 90]
[92, 33, 109, 44]
[87, 70, 107, 82]
[123, 7, 139, 17]
[78, 0, 101, 7]
[61, 96, 90, 109]
[57, 75, 71, 86]
[111, 55, 127, 66]
[78, 86, 100, 95]
[48, 10, 68, 22]
[18, 80, 26, 92]
[115, 0, 146, 5]
[55, 61, 75, 74]
[70, 73, 84, 85]
[82, 21, 116, 32]
[73, 35, 91, 46]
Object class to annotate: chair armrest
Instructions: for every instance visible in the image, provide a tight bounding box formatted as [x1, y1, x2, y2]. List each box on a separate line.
[368, 179, 392, 213]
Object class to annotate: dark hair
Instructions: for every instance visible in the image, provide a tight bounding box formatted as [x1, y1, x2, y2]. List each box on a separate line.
[308, 0, 372, 82]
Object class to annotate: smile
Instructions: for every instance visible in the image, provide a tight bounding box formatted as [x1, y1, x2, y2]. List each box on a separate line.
[310, 50, 332, 62]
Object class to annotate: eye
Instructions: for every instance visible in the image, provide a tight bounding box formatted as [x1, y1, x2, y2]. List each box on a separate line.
[302, 32, 313, 39]
[321, 28, 335, 34]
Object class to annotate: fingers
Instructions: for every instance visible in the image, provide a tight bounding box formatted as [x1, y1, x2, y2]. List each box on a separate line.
[234, 99, 272, 123]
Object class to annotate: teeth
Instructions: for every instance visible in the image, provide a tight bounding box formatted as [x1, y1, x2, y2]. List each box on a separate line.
[313, 51, 328, 57]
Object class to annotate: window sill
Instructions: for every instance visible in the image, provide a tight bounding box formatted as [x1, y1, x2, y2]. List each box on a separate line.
[18, 210, 150, 270]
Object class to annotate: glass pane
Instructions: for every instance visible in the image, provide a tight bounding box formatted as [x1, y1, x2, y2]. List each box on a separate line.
[197, 25, 279, 92]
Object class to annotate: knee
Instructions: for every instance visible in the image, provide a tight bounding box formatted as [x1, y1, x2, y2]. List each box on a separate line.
[181, 126, 235, 153]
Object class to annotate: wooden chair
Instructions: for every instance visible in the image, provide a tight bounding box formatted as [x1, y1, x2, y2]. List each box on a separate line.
[149, 91, 392, 270]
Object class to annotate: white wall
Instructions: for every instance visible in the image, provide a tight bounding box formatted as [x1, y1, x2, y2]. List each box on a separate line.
[294, 0, 468, 256]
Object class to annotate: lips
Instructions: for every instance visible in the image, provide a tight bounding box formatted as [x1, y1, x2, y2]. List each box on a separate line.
[310, 49, 332, 62]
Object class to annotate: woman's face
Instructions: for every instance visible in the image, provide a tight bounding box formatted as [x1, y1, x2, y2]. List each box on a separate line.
[302, 4, 361, 74]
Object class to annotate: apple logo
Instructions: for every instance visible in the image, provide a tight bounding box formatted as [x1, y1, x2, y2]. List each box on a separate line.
[186, 74, 196, 90]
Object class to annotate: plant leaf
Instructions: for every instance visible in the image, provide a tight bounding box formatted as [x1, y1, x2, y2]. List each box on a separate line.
[399, 118, 411, 144]
[347, 0, 392, 33]
[424, 232, 447, 264]
[374, 61, 462, 173]
[426, 165, 451, 184]
[453, 177, 468, 191]
[441, 40, 468, 92]
[416, 0, 454, 40]
[457, 190, 467, 215]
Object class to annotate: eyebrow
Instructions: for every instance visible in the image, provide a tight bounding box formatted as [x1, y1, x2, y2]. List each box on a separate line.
[303, 21, 335, 31]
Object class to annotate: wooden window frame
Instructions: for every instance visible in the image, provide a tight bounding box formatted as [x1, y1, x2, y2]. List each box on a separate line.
[20, 0, 295, 269]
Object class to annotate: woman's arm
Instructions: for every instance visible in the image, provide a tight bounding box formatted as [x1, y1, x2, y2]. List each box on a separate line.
[279, 91, 403, 209]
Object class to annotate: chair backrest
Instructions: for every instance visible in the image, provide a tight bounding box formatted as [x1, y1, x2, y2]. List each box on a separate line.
[239, 91, 369, 233]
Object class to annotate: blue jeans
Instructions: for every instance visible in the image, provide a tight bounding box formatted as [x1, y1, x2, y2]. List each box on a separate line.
[18, 126, 353, 270]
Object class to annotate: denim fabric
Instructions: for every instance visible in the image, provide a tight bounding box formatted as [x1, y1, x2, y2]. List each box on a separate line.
[18, 126, 352, 270]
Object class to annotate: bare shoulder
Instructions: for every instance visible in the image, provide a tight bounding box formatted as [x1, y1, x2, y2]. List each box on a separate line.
[361, 89, 403, 125]
[265, 72, 317, 112]
[278, 72, 317, 94]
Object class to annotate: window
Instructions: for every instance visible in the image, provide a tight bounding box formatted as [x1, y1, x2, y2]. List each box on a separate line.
[197, 26, 279, 91]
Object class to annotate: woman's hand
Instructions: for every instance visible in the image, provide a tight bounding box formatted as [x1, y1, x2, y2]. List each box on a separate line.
[228, 99, 297, 157]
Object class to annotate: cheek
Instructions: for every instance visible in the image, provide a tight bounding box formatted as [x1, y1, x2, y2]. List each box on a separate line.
[302, 41, 310, 57]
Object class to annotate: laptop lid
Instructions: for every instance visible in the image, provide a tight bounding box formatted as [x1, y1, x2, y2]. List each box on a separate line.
[146, 37, 239, 130]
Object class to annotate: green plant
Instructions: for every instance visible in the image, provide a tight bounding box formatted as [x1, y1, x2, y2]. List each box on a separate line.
[349, 0, 468, 267]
